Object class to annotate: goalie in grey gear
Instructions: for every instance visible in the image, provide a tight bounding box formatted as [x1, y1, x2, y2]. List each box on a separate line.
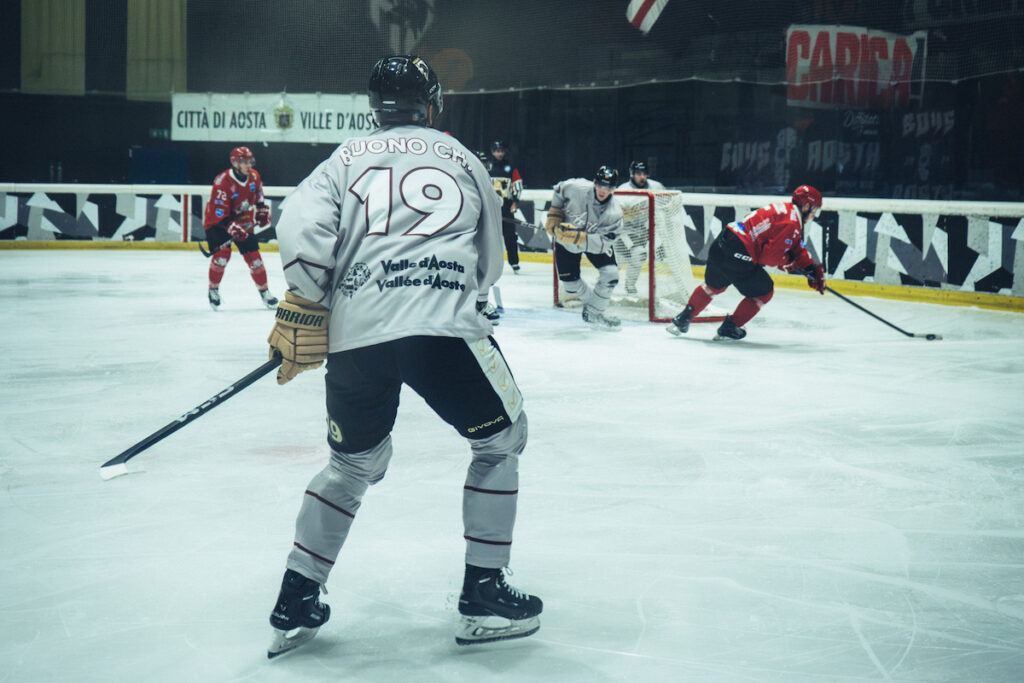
[615, 161, 666, 295]
[546, 165, 624, 328]
[265, 55, 541, 657]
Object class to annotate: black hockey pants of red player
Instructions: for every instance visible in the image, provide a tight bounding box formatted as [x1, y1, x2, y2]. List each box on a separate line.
[687, 229, 775, 327]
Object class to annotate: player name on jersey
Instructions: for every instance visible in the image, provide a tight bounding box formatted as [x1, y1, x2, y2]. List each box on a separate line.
[338, 137, 473, 172]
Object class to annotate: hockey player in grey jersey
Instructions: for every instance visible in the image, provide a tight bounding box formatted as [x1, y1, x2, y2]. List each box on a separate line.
[617, 160, 665, 193]
[546, 165, 625, 328]
[264, 55, 541, 657]
[615, 161, 666, 295]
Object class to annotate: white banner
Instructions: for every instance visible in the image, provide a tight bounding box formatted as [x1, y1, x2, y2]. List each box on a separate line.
[171, 93, 374, 143]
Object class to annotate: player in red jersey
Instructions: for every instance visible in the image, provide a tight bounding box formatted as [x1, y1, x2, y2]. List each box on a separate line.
[667, 185, 826, 340]
[203, 146, 278, 310]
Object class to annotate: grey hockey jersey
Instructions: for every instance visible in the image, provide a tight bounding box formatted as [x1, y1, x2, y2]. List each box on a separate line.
[549, 178, 623, 255]
[617, 178, 666, 191]
[275, 126, 504, 353]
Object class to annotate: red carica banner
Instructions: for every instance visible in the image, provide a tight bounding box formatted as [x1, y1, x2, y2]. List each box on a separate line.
[786, 25, 928, 109]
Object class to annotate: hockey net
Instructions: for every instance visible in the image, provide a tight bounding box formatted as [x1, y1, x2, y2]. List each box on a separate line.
[553, 190, 725, 323]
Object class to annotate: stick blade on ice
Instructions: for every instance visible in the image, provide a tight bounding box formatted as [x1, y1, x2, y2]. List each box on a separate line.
[99, 463, 129, 480]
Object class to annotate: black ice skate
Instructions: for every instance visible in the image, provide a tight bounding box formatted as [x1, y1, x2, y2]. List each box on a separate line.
[259, 289, 279, 309]
[482, 303, 501, 321]
[208, 288, 221, 311]
[267, 569, 330, 659]
[666, 305, 694, 336]
[456, 565, 543, 646]
[714, 315, 747, 341]
[582, 304, 621, 330]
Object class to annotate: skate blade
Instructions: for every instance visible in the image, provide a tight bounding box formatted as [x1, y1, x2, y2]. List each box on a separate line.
[712, 334, 745, 342]
[267, 626, 319, 659]
[666, 323, 686, 336]
[455, 615, 540, 646]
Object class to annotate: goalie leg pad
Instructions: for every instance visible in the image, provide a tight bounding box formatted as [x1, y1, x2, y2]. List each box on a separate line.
[622, 244, 647, 291]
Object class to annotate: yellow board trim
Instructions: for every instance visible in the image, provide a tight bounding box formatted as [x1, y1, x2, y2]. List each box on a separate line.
[519, 253, 1024, 313]
[692, 265, 1024, 313]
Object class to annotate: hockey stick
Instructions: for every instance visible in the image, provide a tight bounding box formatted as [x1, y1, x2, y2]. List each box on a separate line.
[501, 216, 537, 232]
[198, 226, 277, 257]
[492, 285, 504, 313]
[99, 353, 283, 480]
[825, 286, 942, 340]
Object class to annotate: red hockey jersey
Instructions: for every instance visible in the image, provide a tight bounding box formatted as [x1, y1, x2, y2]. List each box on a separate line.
[727, 201, 814, 271]
[203, 168, 265, 230]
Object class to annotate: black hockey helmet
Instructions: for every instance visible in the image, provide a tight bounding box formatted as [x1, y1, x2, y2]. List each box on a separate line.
[629, 161, 648, 175]
[491, 140, 506, 152]
[368, 55, 443, 127]
[594, 165, 618, 187]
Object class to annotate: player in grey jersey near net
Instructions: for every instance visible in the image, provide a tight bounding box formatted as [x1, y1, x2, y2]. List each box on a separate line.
[615, 161, 666, 295]
[263, 55, 541, 657]
[546, 165, 625, 328]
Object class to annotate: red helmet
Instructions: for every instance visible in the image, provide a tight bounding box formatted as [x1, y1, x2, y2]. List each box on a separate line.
[230, 146, 255, 165]
[792, 185, 822, 211]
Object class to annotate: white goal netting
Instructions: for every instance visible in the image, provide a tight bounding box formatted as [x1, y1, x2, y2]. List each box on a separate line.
[553, 190, 713, 323]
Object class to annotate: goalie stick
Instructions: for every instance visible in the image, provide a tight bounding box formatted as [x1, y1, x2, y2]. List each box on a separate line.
[99, 353, 283, 480]
[825, 285, 942, 340]
[198, 226, 277, 257]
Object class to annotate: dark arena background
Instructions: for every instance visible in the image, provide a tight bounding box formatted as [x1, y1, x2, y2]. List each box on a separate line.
[1, 0, 1022, 200]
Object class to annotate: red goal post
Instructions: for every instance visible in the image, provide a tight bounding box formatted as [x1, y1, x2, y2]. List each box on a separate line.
[553, 189, 725, 323]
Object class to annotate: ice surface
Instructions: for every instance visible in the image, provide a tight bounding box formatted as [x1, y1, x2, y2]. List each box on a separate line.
[1, 250, 1022, 682]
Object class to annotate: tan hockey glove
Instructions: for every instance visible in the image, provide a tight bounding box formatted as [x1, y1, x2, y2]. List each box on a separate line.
[544, 207, 565, 235]
[553, 222, 587, 248]
[267, 291, 329, 385]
